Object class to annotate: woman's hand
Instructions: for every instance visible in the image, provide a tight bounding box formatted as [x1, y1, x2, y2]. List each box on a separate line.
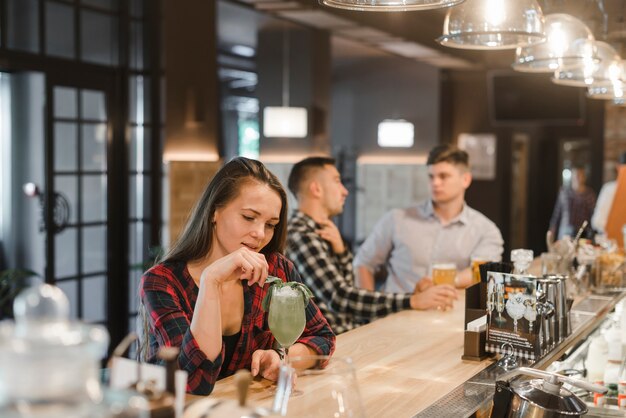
[200, 247, 269, 287]
[250, 349, 282, 381]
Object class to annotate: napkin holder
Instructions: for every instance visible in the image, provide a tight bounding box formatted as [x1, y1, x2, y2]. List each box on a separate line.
[462, 281, 490, 361]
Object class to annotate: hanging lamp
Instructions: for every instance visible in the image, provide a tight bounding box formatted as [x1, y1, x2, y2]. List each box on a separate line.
[319, 0, 465, 12]
[552, 41, 620, 87]
[513, 14, 597, 73]
[437, 0, 544, 50]
[262, 28, 307, 139]
[587, 60, 626, 101]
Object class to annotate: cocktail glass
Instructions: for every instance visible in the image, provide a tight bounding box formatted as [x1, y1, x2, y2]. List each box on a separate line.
[268, 285, 306, 394]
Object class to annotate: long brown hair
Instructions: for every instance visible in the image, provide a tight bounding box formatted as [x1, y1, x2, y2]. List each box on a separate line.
[163, 156, 288, 263]
[139, 157, 287, 360]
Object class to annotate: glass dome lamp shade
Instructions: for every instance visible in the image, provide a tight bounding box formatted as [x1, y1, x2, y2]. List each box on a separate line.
[319, 0, 466, 12]
[436, 0, 544, 50]
[587, 61, 626, 101]
[587, 80, 626, 101]
[552, 41, 620, 87]
[513, 14, 597, 73]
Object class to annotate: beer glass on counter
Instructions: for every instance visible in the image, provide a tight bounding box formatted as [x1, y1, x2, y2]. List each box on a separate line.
[470, 257, 489, 284]
[431, 263, 457, 286]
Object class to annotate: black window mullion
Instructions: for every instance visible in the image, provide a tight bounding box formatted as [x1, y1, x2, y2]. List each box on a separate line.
[146, 0, 161, 251]
[39, 0, 45, 56]
[76, 88, 83, 319]
[73, 0, 79, 61]
[0, 0, 6, 50]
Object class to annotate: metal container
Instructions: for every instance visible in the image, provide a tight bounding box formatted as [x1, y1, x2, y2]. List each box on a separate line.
[491, 367, 606, 418]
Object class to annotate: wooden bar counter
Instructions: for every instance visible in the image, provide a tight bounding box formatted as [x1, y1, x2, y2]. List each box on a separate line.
[207, 289, 494, 417]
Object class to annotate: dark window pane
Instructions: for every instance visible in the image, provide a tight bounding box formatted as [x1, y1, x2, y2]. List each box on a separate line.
[129, 76, 151, 124]
[55, 227, 78, 278]
[7, 0, 40, 53]
[130, 0, 143, 17]
[45, 1, 75, 59]
[128, 268, 142, 313]
[129, 126, 151, 172]
[54, 122, 78, 172]
[82, 123, 107, 171]
[81, 10, 119, 66]
[81, 89, 107, 121]
[129, 222, 140, 266]
[81, 0, 119, 11]
[82, 225, 107, 274]
[56, 279, 78, 319]
[55, 175, 78, 224]
[82, 276, 107, 322]
[129, 173, 150, 219]
[54, 86, 77, 119]
[82, 175, 107, 223]
[130, 22, 144, 70]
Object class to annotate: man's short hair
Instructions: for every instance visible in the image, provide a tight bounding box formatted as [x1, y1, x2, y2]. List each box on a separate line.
[427, 144, 469, 168]
[288, 156, 336, 198]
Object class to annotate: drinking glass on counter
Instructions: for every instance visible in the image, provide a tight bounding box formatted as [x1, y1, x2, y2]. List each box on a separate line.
[541, 252, 561, 276]
[470, 257, 489, 284]
[431, 263, 457, 286]
[268, 285, 306, 365]
[273, 355, 365, 417]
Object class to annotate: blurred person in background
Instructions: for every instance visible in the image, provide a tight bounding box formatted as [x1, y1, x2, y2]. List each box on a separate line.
[286, 157, 457, 334]
[591, 151, 626, 235]
[549, 165, 596, 240]
[354, 144, 503, 292]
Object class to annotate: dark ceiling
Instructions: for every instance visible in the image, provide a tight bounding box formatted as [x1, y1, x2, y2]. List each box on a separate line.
[228, 0, 626, 70]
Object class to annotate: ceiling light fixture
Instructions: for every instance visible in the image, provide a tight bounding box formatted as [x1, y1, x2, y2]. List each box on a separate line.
[437, 0, 544, 50]
[262, 28, 308, 139]
[319, 0, 466, 12]
[513, 13, 597, 73]
[552, 41, 620, 87]
[587, 60, 626, 102]
[377, 119, 414, 148]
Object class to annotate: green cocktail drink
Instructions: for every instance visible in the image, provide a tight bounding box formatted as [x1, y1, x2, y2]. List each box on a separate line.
[268, 286, 306, 348]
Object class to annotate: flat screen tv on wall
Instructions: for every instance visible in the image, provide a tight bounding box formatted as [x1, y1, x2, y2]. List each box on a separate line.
[488, 71, 586, 126]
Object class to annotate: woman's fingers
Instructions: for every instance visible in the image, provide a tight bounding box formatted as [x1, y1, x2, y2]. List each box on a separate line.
[238, 248, 269, 286]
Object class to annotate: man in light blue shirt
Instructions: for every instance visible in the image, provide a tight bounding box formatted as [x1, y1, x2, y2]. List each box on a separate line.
[355, 145, 504, 293]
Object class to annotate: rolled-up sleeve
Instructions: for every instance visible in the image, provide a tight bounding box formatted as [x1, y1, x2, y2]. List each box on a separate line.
[141, 272, 223, 395]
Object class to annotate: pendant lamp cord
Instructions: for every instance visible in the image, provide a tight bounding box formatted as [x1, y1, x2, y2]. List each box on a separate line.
[283, 28, 290, 107]
[596, 0, 608, 39]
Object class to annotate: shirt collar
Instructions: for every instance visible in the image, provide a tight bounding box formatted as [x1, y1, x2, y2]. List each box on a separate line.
[420, 200, 469, 225]
[294, 211, 321, 230]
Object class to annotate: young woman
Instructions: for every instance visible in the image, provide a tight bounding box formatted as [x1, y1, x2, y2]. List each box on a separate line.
[140, 157, 335, 395]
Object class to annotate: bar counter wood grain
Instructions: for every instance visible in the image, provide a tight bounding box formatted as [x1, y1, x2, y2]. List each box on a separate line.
[206, 289, 494, 417]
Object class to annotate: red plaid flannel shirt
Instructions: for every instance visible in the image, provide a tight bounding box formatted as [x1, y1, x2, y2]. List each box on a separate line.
[140, 252, 336, 395]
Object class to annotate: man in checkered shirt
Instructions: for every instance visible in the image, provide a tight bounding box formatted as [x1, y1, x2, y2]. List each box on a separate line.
[286, 156, 458, 334]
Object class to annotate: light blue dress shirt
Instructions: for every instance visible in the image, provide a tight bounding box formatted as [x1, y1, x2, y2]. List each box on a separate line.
[354, 200, 504, 293]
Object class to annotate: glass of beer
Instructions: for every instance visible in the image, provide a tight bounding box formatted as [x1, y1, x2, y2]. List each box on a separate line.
[471, 257, 489, 284]
[431, 263, 457, 286]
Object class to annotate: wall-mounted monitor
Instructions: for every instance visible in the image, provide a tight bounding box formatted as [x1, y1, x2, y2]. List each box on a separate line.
[488, 70, 586, 126]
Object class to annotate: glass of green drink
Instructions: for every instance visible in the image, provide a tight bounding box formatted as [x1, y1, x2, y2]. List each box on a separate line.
[268, 285, 306, 363]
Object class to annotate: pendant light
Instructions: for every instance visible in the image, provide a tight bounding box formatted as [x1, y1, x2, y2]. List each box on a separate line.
[513, 14, 597, 73]
[436, 0, 544, 50]
[319, 0, 466, 12]
[552, 41, 620, 87]
[587, 60, 626, 101]
[262, 28, 307, 139]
